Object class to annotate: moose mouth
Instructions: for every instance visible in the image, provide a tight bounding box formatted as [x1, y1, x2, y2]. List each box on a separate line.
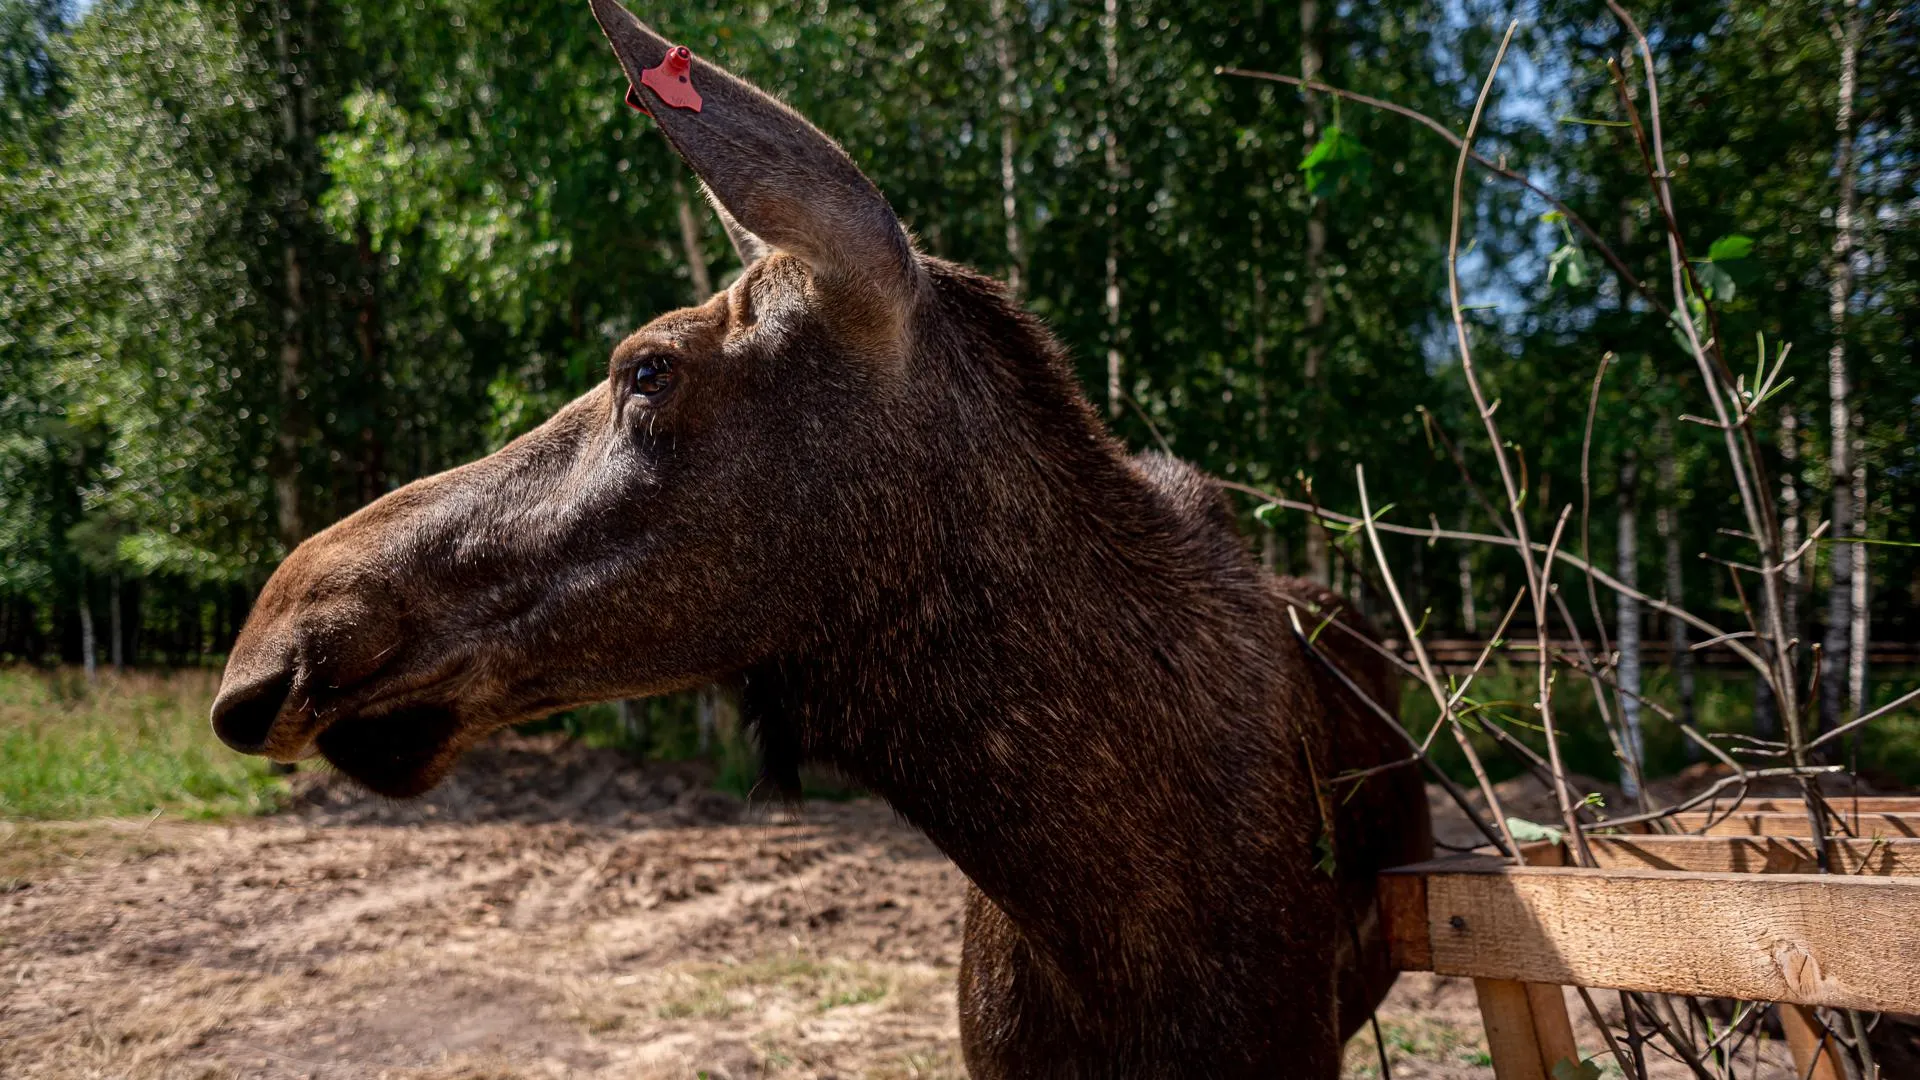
[313, 703, 467, 799]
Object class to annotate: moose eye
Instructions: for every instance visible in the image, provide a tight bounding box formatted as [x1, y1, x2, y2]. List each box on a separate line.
[631, 357, 675, 398]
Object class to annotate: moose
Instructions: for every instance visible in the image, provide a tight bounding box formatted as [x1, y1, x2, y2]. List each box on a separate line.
[210, 2, 1432, 1074]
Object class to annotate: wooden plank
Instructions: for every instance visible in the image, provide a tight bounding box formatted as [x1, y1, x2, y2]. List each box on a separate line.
[1523, 981, 1579, 1076]
[1474, 978, 1578, 1080]
[1583, 835, 1920, 876]
[1378, 867, 1432, 971]
[1422, 865, 1920, 1012]
[1779, 1003, 1845, 1080]
[1734, 797, 1920, 814]
[1473, 979, 1544, 1080]
[1656, 810, 1920, 838]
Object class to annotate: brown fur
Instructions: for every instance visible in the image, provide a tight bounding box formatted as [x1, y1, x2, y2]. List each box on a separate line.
[212, 6, 1431, 1074]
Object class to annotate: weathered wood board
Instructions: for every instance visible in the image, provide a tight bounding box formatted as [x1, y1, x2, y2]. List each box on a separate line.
[1651, 810, 1919, 838]
[1380, 859, 1920, 1013]
[1580, 835, 1920, 876]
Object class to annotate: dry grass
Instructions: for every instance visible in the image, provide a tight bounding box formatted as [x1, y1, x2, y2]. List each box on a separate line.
[650, 952, 899, 1020]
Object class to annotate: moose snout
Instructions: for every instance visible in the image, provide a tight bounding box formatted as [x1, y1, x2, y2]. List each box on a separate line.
[210, 668, 296, 755]
[210, 530, 406, 759]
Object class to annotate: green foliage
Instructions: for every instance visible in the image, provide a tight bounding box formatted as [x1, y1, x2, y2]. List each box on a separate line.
[1542, 211, 1589, 288]
[1299, 123, 1371, 198]
[1552, 1057, 1604, 1080]
[1505, 817, 1564, 844]
[0, 0, 1914, 794]
[1706, 234, 1754, 263]
[0, 666, 286, 819]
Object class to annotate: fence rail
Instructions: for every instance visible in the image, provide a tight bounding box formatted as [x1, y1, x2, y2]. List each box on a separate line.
[1378, 797, 1920, 1080]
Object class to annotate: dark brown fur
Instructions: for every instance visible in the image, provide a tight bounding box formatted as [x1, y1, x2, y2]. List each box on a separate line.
[212, 6, 1431, 1074]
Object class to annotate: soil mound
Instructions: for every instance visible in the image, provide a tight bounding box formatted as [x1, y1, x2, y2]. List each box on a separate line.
[284, 730, 748, 828]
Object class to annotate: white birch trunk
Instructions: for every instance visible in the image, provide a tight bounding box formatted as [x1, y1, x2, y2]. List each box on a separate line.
[109, 574, 123, 673]
[617, 698, 647, 751]
[1457, 514, 1477, 635]
[1300, 0, 1330, 587]
[1849, 456, 1869, 735]
[990, 0, 1024, 297]
[1820, 0, 1862, 731]
[271, 2, 309, 550]
[1101, 0, 1122, 417]
[1617, 457, 1643, 797]
[1656, 418, 1694, 741]
[697, 685, 717, 755]
[79, 577, 97, 683]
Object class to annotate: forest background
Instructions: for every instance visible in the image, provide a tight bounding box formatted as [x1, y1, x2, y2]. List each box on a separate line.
[3, 0, 1915, 788]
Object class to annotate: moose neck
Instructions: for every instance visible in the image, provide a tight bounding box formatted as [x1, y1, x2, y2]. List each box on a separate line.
[743, 320, 1296, 964]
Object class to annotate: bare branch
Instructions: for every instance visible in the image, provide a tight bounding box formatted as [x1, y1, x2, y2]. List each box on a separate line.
[1806, 685, 1920, 753]
[1283, 604, 1513, 855]
[1215, 480, 1770, 675]
[1356, 464, 1522, 861]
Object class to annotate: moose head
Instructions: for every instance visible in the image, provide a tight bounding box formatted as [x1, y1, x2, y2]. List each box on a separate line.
[212, 7, 1432, 1072]
[209, 0, 1103, 799]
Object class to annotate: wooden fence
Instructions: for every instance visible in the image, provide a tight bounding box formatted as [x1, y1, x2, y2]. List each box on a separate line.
[1378, 798, 1920, 1079]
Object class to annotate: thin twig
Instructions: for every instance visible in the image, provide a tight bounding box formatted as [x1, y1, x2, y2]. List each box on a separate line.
[1441, 20, 1584, 850]
[1806, 685, 1920, 753]
[1216, 67, 1672, 324]
[1575, 352, 1649, 810]
[1577, 985, 1641, 1079]
[1416, 405, 1515, 541]
[1284, 604, 1512, 854]
[1605, 3, 1797, 737]
[1214, 480, 1769, 674]
[1443, 589, 1528, 714]
[1355, 465, 1522, 860]
[1583, 767, 1844, 832]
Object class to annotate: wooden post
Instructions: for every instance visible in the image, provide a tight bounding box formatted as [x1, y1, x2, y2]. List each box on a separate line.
[1779, 1003, 1844, 1080]
[1473, 978, 1579, 1080]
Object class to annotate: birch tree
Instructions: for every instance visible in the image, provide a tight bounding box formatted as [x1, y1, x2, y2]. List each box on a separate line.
[1820, 0, 1862, 732]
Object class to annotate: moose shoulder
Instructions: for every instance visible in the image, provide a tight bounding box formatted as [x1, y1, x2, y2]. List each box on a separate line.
[209, 2, 1432, 1073]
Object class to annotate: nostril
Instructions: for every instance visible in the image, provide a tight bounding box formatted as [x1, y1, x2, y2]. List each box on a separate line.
[210, 671, 295, 754]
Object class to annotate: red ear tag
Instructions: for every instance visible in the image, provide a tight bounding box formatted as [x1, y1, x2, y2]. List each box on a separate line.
[640, 44, 703, 112]
[624, 83, 652, 116]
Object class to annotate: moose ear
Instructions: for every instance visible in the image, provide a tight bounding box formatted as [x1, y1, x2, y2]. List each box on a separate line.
[709, 197, 770, 267]
[590, 0, 918, 329]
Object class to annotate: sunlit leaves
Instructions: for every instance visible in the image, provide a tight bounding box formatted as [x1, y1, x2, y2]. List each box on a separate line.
[1540, 212, 1588, 289]
[1706, 233, 1753, 262]
[1691, 232, 1753, 303]
[1546, 243, 1588, 288]
[1299, 123, 1371, 199]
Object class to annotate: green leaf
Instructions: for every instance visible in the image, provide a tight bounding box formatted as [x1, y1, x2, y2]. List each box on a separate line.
[1299, 124, 1372, 199]
[1547, 244, 1588, 288]
[1506, 817, 1564, 844]
[1694, 260, 1737, 303]
[1552, 1057, 1604, 1080]
[1707, 234, 1754, 261]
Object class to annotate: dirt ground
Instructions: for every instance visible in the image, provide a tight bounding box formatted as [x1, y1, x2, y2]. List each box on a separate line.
[0, 735, 1863, 1079]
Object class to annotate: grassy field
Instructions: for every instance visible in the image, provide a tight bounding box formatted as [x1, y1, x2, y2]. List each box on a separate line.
[0, 666, 286, 820]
